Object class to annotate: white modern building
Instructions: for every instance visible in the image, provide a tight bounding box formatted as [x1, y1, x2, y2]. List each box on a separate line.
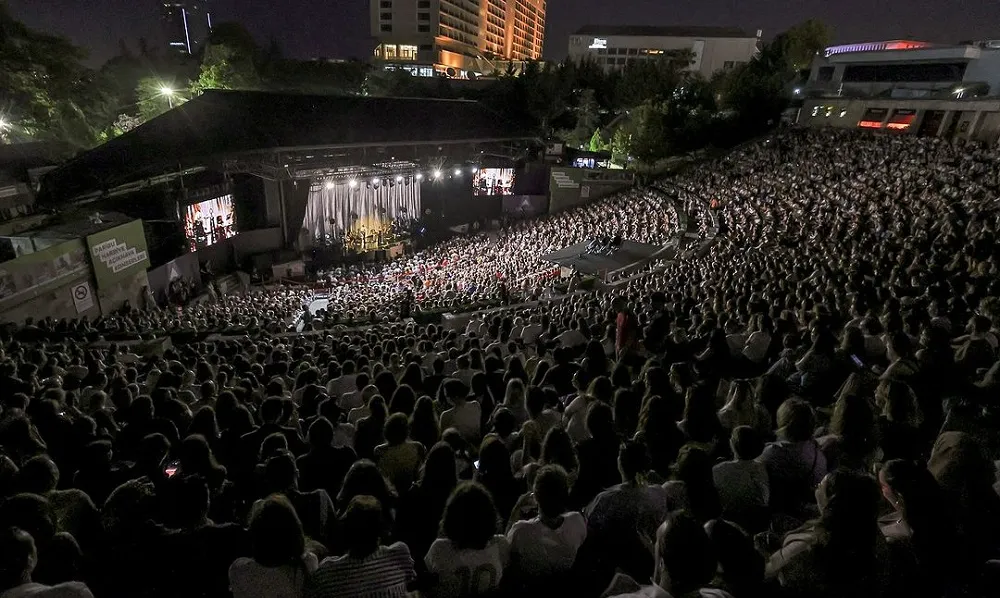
[797, 39, 1000, 143]
[370, 0, 546, 79]
[567, 25, 760, 78]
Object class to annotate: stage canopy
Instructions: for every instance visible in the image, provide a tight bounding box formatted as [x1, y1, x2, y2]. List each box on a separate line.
[40, 90, 539, 205]
[541, 240, 665, 276]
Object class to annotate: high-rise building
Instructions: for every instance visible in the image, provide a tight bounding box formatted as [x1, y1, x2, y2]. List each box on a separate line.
[162, 1, 213, 56]
[370, 0, 546, 78]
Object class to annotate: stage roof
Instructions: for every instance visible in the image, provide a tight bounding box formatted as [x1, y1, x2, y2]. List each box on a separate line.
[41, 90, 539, 203]
[542, 240, 664, 276]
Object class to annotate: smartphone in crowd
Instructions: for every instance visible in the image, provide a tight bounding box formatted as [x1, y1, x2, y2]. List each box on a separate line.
[164, 460, 180, 478]
[850, 354, 864, 368]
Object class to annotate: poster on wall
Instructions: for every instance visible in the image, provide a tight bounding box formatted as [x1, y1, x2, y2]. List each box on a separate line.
[71, 281, 95, 314]
[184, 195, 238, 251]
[86, 220, 151, 290]
[0, 240, 89, 303]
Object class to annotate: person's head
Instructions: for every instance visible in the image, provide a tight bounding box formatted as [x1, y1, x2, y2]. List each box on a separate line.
[540, 427, 578, 473]
[491, 407, 517, 439]
[419, 442, 458, 493]
[585, 401, 616, 441]
[814, 469, 881, 556]
[730, 425, 764, 461]
[16, 456, 59, 495]
[618, 439, 650, 484]
[0, 527, 35, 590]
[829, 393, 875, 450]
[655, 510, 717, 594]
[259, 397, 284, 424]
[248, 495, 306, 567]
[341, 495, 385, 558]
[383, 412, 410, 445]
[533, 465, 570, 519]
[338, 459, 395, 507]
[307, 416, 334, 450]
[776, 398, 815, 442]
[263, 452, 298, 492]
[504, 378, 526, 407]
[704, 519, 763, 594]
[440, 482, 498, 550]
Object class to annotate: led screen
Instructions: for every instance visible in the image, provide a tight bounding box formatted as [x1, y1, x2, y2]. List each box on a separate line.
[184, 195, 237, 251]
[472, 168, 515, 196]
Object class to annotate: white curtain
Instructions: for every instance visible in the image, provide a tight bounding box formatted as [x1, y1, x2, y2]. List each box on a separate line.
[302, 179, 421, 241]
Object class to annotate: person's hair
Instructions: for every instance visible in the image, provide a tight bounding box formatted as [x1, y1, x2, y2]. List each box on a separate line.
[341, 495, 385, 557]
[383, 412, 410, 445]
[504, 378, 526, 408]
[658, 510, 718, 593]
[540, 427, 578, 473]
[307, 416, 335, 449]
[730, 426, 763, 461]
[585, 401, 616, 441]
[491, 407, 517, 438]
[776, 398, 815, 442]
[264, 452, 298, 491]
[829, 393, 876, 460]
[618, 440, 650, 484]
[419, 442, 458, 495]
[673, 444, 721, 523]
[0, 526, 35, 589]
[248, 495, 306, 567]
[389, 384, 417, 416]
[880, 459, 955, 566]
[179, 434, 224, 478]
[16, 456, 59, 494]
[682, 384, 722, 443]
[813, 469, 882, 589]
[337, 459, 396, 509]
[440, 482, 498, 550]
[705, 519, 763, 595]
[174, 475, 211, 525]
[612, 388, 641, 439]
[476, 435, 514, 482]
[533, 465, 570, 518]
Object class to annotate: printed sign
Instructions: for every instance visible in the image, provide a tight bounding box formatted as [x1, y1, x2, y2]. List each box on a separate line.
[71, 281, 95, 314]
[86, 220, 151, 289]
[0, 239, 88, 304]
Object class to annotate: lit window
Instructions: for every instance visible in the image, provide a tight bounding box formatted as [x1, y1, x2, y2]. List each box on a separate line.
[384, 44, 398, 59]
[398, 45, 418, 60]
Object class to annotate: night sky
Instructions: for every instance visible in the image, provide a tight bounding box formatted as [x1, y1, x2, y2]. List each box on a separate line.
[8, 0, 1000, 66]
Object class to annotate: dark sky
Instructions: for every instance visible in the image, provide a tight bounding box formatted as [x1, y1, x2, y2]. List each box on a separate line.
[8, 0, 1000, 66]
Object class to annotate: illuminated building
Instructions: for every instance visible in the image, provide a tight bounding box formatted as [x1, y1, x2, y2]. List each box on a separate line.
[370, 0, 546, 79]
[798, 39, 1000, 141]
[567, 25, 760, 78]
[162, 1, 212, 56]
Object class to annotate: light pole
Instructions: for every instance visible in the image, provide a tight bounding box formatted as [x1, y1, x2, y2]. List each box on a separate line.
[160, 86, 175, 109]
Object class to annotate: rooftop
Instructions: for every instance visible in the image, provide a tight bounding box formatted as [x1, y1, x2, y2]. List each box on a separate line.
[573, 25, 754, 39]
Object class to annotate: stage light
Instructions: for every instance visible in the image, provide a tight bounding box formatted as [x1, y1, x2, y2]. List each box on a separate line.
[325, 181, 335, 190]
[471, 166, 479, 173]
[416, 173, 424, 180]
[432, 170, 441, 179]
[396, 175, 403, 182]
[372, 177, 379, 185]
[454, 168, 462, 176]
[348, 179, 358, 188]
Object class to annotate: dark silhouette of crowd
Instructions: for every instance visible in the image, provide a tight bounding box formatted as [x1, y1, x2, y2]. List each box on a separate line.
[2, 128, 1000, 598]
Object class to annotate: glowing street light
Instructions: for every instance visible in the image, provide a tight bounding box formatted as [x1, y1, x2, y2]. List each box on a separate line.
[454, 168, 462, 176]
[348, 179, 358, 188]
[416, 173, 424, 181]
[159, 86, 175, 108]
[432, 170, 442, 180]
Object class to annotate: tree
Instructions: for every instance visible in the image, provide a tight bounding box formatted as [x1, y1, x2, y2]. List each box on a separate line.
[560, 88, 601, 149]
[190, 22, 260, 94]
[137, 76, 186, 122]
[767, 19, 831, 72]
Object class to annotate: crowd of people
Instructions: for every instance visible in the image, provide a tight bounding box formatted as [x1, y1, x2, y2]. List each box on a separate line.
[3, 128, 1000, 598]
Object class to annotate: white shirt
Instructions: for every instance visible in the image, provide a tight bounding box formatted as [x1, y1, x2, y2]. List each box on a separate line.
[325, 375, 357, 399]
[742, 331, 771, 363]
[507, 512, 587, 577]
[520, 324, 544, 344]
[556, 329, 587, 348]
[424, 535, 510, 598]
[339, 390, 362, 411]
[0, 583, 94, 598]
[229, 554, 319, 598]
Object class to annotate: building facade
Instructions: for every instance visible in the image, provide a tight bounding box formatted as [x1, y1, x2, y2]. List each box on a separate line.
[796, 39, 1000, 143]
[370, 0, 546, 78]
[162, 1, 212, 56]
[567, 25, 759, 79]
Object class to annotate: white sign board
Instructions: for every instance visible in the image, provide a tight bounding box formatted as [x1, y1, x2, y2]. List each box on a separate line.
[589, 38, 607, 49]
[71, 281, 95, 314]
[92, 238, 148, 274]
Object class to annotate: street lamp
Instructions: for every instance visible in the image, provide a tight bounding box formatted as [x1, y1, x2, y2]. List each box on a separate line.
[160, 86, 175, 108]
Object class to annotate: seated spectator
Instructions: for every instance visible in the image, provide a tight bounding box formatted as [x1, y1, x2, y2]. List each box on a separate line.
[0, 526, 93, 598]
[424, 482, 509, 598]
[229, 495, 319, 598]
[507, 465, 587, 584]
[305, 495, 415, 598]
[712, 426, 769, 531]
[759, 399, 827, 516]
[439, 380, 482, 444]
[374, 413, 425, 494]
[296, 417, 356, 498]
[261, 453, 336, 547]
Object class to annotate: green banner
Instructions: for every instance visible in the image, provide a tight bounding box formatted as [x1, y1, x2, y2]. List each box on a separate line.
[86, 220, 151, 289]
[0, 239, 89, 303]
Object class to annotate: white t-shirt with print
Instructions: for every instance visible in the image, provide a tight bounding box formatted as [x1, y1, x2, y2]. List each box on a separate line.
[424, 535, 510, 598]
[229, 553, 319, 598]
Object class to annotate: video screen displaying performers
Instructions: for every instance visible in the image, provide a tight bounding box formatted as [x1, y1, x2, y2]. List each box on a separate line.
[472, 168, 515, 196]
[184, 195, 237, 251]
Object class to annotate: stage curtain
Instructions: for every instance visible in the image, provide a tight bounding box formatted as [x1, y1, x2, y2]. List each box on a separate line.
[302, 180, 421, 241]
